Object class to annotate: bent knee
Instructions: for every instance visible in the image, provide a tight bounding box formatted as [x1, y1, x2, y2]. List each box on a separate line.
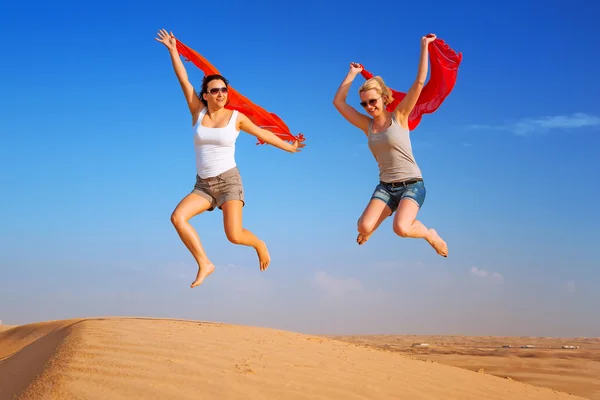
[357, 217, 376, 235]
[393, 223, 411, 237]
[170, 211, 188, 226]
[225, 230, 243, 244]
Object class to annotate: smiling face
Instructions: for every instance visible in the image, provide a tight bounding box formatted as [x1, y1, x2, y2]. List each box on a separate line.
[359, 89, 384, 117]
[200, 74, 230, 109]
[358, 76, 392, 118]
[204, 79, 228, 108]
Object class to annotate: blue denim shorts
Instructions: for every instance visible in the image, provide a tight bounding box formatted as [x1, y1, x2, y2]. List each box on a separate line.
[371, 179, 426, 212]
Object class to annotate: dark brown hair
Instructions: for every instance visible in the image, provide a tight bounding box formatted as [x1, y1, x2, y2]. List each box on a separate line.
[199, 74, 229, 107]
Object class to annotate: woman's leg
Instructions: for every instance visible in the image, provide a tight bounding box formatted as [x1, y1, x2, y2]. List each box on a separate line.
[392, 198, 448, 257]
[170, 193, 216, 287]
[221, 200, 270, 271]
[356, 198, 393, 245]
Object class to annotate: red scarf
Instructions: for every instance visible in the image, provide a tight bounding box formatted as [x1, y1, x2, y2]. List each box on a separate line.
[359, 37, 462, 130]
[175, 39, 304, 145]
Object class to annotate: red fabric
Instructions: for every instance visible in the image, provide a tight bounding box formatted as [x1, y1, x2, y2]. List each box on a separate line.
[175, 39, 304, 145]
[359, 37, 462, 130]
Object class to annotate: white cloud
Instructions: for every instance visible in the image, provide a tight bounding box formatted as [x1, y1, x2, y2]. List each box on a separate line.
[470, 266, 504, 283]
[467, 112, 600, 136]
[567, 280, 576, 293]
[314, 271, 364, 297]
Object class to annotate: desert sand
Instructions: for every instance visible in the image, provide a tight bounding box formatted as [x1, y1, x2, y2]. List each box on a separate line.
[329, 334, 600, 400]
[0, 325, 15, 333]
[0, 317, 588, 399]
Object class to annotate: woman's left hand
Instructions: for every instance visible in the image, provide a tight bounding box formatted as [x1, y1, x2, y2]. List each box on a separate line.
[290, 138, 306, 152]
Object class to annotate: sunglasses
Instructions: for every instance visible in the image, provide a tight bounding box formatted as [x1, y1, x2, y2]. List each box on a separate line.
[360, 97, 381, 108]
[207, 87, 228, 95]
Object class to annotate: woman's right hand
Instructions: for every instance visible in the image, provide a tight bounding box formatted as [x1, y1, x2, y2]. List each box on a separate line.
[155, 29, 177, 51]
[421, 33, 437, 47]
[349, 62, 363, 75]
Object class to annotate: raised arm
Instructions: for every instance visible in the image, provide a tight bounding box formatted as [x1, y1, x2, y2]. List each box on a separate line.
[155, 29, 202, 121]
[333, 63, 371, 136]
[393, 34, 437, 126]
[237, 113, 304, 153]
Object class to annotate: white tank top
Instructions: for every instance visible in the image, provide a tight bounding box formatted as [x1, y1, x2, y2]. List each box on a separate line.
[193, 108, 240, 179]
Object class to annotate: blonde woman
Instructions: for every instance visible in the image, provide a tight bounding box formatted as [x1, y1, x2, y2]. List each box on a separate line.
[333, 33, 448, 257]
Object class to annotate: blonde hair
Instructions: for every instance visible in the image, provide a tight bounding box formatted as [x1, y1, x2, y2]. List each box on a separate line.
[359, 76, 393, 106]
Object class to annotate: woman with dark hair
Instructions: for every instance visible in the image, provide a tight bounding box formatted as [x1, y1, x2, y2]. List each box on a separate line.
[156, 29, 304, 288]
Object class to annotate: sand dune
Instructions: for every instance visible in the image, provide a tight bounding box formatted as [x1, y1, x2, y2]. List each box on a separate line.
[330, 334, 600, 400]
[0, 325, 15, 333]
[0, 318, 585, 399]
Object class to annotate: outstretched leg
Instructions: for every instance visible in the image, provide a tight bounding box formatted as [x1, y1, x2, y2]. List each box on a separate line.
[221, 200, 270, 271]
[170, 193, 216, 287]
[393, 198, 448, 257]
[356, 198, 392, 245]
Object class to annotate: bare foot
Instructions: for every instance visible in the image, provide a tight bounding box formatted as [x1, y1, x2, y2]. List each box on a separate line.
[190, 262, 215, 288]
[427, 229, 448, 257]
[255, 240, 270, 271]
[356, 231, 373, 245]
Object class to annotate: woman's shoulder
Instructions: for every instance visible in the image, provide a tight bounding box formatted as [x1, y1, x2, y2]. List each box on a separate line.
[231, 108, 247, 131]
[391, 111, 410, 131]
[233, 109, 248, 122]
[192, 105, 207, 126]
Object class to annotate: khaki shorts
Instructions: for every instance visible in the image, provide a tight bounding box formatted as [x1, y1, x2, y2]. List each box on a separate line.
[191, 167, 245, 211]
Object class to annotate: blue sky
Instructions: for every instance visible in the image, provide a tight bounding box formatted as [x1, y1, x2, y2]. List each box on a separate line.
[1, 0, 599, 337]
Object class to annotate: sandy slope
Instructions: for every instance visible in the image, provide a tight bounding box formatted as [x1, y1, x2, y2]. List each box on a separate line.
[329, 334, 600, 400]
[0, 318, 585, 400]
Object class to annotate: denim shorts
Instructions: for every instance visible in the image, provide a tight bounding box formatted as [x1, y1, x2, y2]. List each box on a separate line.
[371, 179, 426, 212]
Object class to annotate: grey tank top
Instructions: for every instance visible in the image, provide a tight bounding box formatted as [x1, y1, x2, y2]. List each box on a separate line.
[367, 113, 422, 183]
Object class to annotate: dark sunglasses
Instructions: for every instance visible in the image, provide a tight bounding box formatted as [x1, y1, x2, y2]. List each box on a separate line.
[360, 97, 381, 108]
[207, 87, 228, 95]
